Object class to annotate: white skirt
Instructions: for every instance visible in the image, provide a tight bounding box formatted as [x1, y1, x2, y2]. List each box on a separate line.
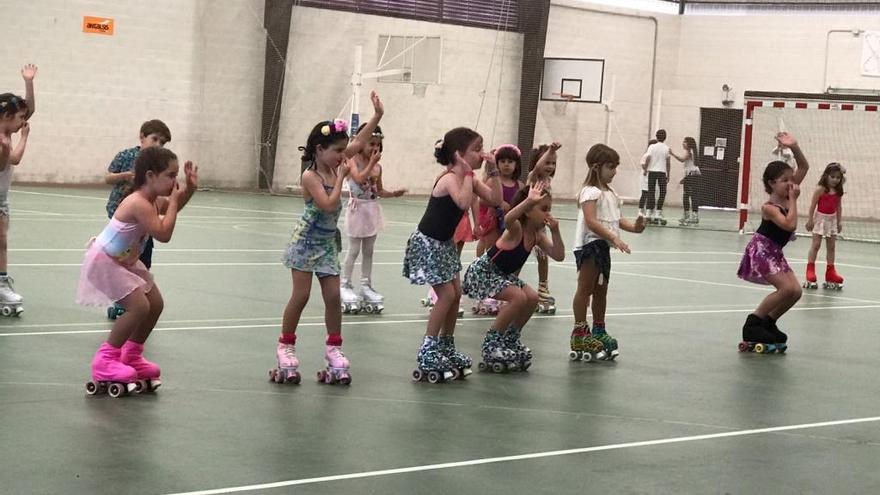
[812, 212, 838, 238]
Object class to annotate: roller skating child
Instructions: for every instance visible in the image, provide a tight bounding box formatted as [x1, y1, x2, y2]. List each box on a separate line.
[464, 181, 563, 372]
[804, 163, 846, 291]
[274, 91, 384, 386]
[527, 142, 561, 314]
[643, 129, 670, 225]
[79, 147, 198, 397]
[737, 132, 809, 353]
[571, 144, 646, 361]
[671, 137, 701, 226]
[0, 64, 37, 317]
[403, 127, 502, 382]
[637, 139, 655, 218]
[103, 119, 172, 319]
[341, 124, 406, 314]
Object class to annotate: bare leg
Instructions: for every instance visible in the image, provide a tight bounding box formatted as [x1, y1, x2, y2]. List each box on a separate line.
[492, 285, 527, 333]
[572, 260, 599, 323]
[807, 234, 822, 264]
[512, 285, 540, 328]
[281, 270, 313, 336]
[439, 276, 462, 336]
[318, 275, 342, 336]
[107, 288, 151, 347]
[826, 235, 836, 265]
[428, 280, 456, 337]
[759, 271, 803, 320]
[129, 285, 164, 344]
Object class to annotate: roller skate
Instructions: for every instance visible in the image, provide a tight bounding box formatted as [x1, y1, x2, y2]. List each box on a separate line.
[478, 329, 518, 373]
[107, 303, 125, 320]
[85, 342, 138, 398]
[421, 288, 464, 317]
[269, 341, 301, 384]
[472, 298, 500, 316]
[438, 335, 472, 379]
[120, 341, 162, 393]
[535, 282, 556, 314]
[412, 335, 455, 383]
[359, 279, 384, 314]
[690, 211, 699, 225]
[568, 323, 607, 362]
[802, 262, 818, 290]
[591, 323, 619, 360]
[340, 281, 361, 314]
[679, 211, 691, 226]
[823, 264, 844, 290]
[655, 210, 667, 226]
[502, 326, 532, 370]
[737, 314, 781, 354]
[762, 316, 788, 354]
[646, 210, 657, 225]
[0, 275, 23, 317]
[317, 344, 351, 385]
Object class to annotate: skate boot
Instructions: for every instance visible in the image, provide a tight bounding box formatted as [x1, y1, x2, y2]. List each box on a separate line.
[413, 335, 455, 383]
[479, 329, 518, 373]
[340, 281, 361, 314]
[568, 322, 607, 362]
[690, 211, 699, 225]
[86, 342, 138, 397]
[591, 323, 619, 360]
[420, 287, 437, 308]
[502, 325, 532, 370]
[0, 275, 23, 317]
[679, 211, 691, 226]
[823, 264, 844, 290]
[535, 282, 556, 314]
[762, 316, 788, 354]
[738, 313, 779, 354]
[646, 210, 656, 225]
[655, 210, 667, 226]
[120, 340, 161, 392]
[438, 335, 472, 379]
[803, 262, 818, 289]
[359, 278, 384, 313]
[269, 341, 301, 384]
[473, 298, 499, 316]
[106, 302, 125, 320]
[317, 344, 351, 385]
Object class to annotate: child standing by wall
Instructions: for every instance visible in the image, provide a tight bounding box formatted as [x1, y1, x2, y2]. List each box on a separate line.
[526, 142, 561, 314]
[637, 139, 657, 218]
[803, 163, 846, 290]
[670, 136, 701, 226]
[0, 64, 37, 316]
[571, 144, 645, 362]
[80, 148, 198, 397]
[403, 127, 501, 383]
[273, 92, 384, 386]
[737, 132, 808, 353]
[104, 119, 172, 319]
[644, 129, 670, 225]
[464, 182, 562, 372]
[340, 124, 405, 314]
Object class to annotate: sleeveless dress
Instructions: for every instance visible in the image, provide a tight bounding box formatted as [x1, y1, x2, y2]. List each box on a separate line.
[283, 180, 343, 277]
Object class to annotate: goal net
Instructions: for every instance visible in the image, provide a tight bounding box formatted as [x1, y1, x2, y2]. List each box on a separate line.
[740, 91, 880, 242]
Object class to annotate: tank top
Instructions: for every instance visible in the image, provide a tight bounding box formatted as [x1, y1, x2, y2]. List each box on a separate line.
[817, 192, 840, 214]
[96, 218, 148, 263]
[487, 235, 532, 274]
[755, 204, 793, 248]
[348, 162, 379, 200]
[417, 173, 465, 241]
[502, 182, 520, 204]
[298, 172, 342, 240]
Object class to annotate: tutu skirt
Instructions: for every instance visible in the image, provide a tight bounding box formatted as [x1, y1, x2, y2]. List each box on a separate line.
[76, 240, 154, 307]
[344, 198, 385, 238]
[812, 212, 838, 238]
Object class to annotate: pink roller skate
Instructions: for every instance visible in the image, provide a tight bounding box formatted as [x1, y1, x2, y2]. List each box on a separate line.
[120, 340, 162, 393]
[86, 342, 138, 398]
[269, 342, 301, 384]
[317, 345, 351, 385]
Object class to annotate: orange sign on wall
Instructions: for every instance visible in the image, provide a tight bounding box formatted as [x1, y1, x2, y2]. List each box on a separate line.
[83, 16, 114, 36]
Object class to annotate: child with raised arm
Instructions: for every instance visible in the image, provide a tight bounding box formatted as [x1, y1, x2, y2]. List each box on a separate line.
[526, 141, 561, 314]
[272, 92, 384, 386]
[80, 148, 198, 396]
[803, 163, 846, 290]
[737, 132, 809, 353]
[103, 119, 172, 319]
[570, 144, 645, 362]
[0, 64, 37, 316]
[463, 182, 563, 372]
[670, 136, 701, 225]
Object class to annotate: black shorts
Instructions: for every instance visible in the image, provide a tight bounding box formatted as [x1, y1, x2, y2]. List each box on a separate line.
[574, 239, 611, 282]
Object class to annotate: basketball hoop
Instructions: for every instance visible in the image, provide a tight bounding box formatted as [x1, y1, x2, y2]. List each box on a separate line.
[551, 92, 576, 115]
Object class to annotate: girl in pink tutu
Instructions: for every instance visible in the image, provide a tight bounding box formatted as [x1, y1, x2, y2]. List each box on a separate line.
[736, 132, 808, 352]
[79, 147, 198, 394]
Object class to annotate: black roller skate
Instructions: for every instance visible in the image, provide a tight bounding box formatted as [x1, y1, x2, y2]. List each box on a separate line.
[478, 329, 518, 373]
[502, 325, 532, 371]
[107, 302, 125, 320]
[762, 316, 788, 353]
[591, 324, 619, 360]
[438, 335, 472, 379]
[737, 314, 781, 354]
[412, 335, 455, 384]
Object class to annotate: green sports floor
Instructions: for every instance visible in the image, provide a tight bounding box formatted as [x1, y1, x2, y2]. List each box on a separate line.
[2, 186, 879, 494]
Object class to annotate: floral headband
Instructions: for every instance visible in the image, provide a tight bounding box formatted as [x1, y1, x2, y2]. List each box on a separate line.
[827, 162, 847, 174]
[495, 144, 521, 157]
[321, 119, 349, 136]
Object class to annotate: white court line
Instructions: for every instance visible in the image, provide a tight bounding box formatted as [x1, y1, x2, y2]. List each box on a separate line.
[2, 304, 876, 337]
[161, 415, 880, 495]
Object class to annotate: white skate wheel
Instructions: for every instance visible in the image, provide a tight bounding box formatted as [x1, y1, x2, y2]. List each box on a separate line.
[427, 370, 441, 384]
[491, 362, 504, 373]
[412, 369, 424, 382]
[108, 383, 126, 398]
[568, 350, 579, 361]
[582, 352, 593, 362]
[1, 306, 11, 317]
[85, 381, 99, 395]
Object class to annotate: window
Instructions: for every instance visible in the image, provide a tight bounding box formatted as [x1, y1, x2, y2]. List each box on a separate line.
[298, 1, 520, 32]
[376, 36, 442, 84]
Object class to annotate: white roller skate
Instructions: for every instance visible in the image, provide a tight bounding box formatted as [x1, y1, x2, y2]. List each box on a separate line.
[317, 344, 351, 385]
[0, 275, 23, 317]
[359, 279, 384, 314]
[535, 282, 556, 314]
[340, 281, 361, 314]
[679, 211, 691, 226]
[269, 341, 301, 384]
[421, 288, 464, 317]
[655, 210, 667, 226]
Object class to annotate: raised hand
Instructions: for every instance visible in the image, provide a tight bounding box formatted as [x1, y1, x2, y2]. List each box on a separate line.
[19, 122, 29, 137]
[481, 151, 497, 171]
[370, 91, 384, 116]
[21, 64, 37, 81]
[184, 161, 198, 189]
[369, 148, 381, 166]
[453, 151, 472, 174]
[527, 181, 545, 202]
[789, 183, 800, 200]
[549, 141, 562, 152]
[776, 132, 797, 149]
[544, 214, 559, 230]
